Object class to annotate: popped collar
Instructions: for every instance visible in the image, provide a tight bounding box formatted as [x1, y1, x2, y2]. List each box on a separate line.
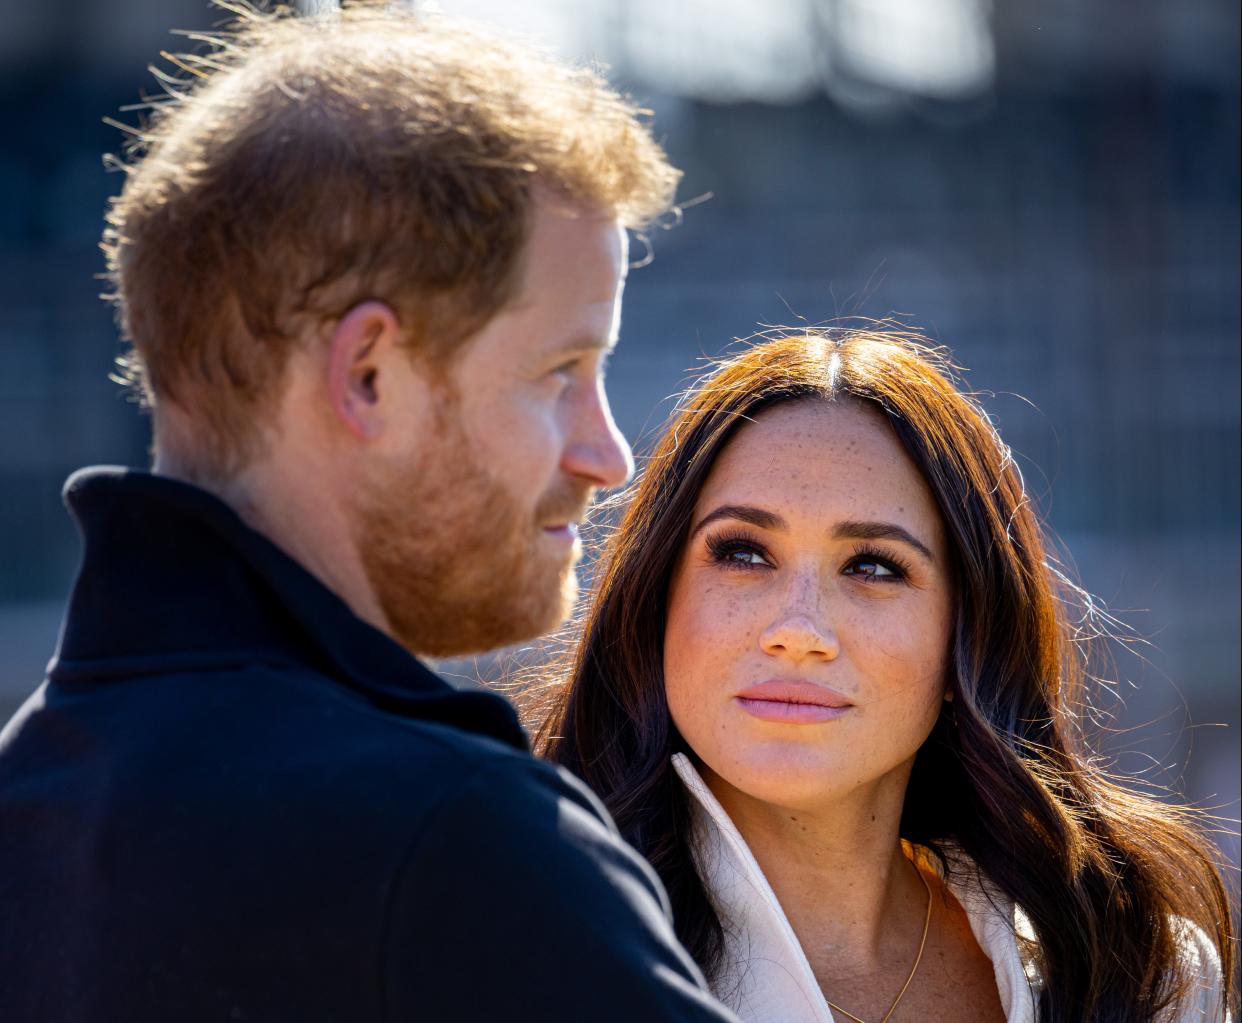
[671, 752, 1227, 1023]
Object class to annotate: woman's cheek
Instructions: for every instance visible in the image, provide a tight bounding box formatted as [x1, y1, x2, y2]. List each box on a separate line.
[855, 590, 944, 665]
[662, 587, 700, 742]
[665, 584, 740, 743]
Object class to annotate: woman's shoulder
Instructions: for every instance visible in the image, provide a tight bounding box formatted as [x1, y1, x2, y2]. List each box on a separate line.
[938, 847, 1229, 1023]
[926, 844, 1044, 1018]
[1165, 916, 1229, 1023]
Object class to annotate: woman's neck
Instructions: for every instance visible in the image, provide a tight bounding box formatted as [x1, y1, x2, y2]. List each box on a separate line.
[702, 762, 928, 980]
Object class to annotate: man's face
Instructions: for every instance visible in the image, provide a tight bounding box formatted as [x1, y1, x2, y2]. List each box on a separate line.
[355, 199, 633, 657]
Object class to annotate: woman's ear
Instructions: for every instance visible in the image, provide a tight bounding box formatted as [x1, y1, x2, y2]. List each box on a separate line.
[325, 300, 402, 441]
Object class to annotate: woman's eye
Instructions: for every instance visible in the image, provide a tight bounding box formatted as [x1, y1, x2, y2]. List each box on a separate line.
[706, 539, 772, 569]
[843, 557, 899, 581]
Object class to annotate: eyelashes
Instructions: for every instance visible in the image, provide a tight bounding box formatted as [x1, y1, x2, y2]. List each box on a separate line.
[702, 528, 912, 582]
[704, 529, 771, 569]
[844, 544, 912, 581]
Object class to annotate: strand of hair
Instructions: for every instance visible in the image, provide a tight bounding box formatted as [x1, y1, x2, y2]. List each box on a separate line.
[167, 29, 241, 53]
[101, 116, 146, 139]
[100, 153, 133, 174]
[160, 51, 209, 80]
[168, 51, 232, 73]
[147, 64, 192, 94]
[211, 0, 265, 21]
[117, 92, 182, 114]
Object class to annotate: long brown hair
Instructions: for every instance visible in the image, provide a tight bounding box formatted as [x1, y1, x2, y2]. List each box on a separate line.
[536, 328, 1235, 1023]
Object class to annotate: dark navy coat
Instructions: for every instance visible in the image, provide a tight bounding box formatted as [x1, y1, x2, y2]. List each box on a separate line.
[0, 468, 735, 1023]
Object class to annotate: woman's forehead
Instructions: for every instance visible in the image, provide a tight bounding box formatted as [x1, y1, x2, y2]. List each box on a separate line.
[695, 400, 945, 534]
[705, 400, 899, 485]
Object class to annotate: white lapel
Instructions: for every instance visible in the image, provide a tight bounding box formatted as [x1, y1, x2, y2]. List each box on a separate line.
[670, 753, 1039, 1023]
[672, 752, 836, 1023]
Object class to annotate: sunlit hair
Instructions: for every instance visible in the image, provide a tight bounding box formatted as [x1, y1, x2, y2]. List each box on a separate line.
[103, 1, 680, 477]
[535, 327, 1236, 1023]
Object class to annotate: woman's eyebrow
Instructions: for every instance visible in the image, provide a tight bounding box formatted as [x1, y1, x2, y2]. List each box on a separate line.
[690, 504, 786, 538]
[833, 520, 936, 562]
[690, 507, 936, 563]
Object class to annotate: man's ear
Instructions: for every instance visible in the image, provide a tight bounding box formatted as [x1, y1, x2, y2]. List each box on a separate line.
[325, 301, 402, 441]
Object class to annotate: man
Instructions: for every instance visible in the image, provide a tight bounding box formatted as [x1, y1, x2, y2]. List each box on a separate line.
[0, 6, 737, 1021]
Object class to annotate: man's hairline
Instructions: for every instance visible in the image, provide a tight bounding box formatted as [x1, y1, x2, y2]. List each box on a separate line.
[147, 187, 633, 473]
[421, 191, 629, 370]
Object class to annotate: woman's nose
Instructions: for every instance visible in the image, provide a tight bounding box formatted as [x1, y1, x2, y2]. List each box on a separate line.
[759, 611, 839, 662]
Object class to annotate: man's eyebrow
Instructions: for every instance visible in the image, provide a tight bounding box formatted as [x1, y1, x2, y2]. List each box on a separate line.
[552, 333, 617, 357]
[832, 520, 936, 562]
[530, 334, 617, 375]
[689, 504, 786, 538]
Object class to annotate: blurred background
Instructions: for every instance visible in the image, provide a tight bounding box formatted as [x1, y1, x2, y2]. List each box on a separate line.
[0, 0, 1238, 869]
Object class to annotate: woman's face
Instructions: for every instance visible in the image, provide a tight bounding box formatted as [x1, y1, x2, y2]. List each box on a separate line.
[664, 399, 954, 812]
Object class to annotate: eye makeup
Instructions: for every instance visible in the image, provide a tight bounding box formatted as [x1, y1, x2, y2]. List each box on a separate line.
[703, 528, 771, 570]
[701, 529, 913, 582]
[842, 544, 911, 582]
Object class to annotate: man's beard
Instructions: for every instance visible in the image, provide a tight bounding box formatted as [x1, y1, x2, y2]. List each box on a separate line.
[352, 414, 590, 659]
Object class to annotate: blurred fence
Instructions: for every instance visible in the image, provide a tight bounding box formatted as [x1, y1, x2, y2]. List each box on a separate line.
[1, 0, 1237, 865]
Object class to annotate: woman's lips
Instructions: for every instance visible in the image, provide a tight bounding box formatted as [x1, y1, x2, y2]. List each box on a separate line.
[734, 679, 852, 724]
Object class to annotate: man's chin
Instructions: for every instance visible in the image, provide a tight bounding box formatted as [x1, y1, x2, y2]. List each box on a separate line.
[391, 565, 579, 660]
[559, 558, 580, 606]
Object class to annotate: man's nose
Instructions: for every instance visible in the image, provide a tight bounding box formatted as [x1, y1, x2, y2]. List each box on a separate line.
[562, 388, 633, 488]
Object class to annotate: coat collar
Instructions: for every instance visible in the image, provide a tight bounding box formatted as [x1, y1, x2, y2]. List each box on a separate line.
[670, 753, 1039, 1023]
[50, 466, 527, 751]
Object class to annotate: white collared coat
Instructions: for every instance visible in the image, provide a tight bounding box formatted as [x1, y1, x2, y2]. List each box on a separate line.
[671, 753, 1227, 1023]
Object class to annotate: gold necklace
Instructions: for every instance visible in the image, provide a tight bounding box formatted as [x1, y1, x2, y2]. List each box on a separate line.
[825, 866, 934, 1023]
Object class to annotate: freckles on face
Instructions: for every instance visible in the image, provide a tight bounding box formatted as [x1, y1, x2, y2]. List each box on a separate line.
[663, 399, 955, 811]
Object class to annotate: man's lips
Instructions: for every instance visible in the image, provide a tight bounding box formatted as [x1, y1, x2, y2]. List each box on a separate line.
[540, 522, 580, 543]
[539, 496, 590, 538]
[734, 679, 853, 724]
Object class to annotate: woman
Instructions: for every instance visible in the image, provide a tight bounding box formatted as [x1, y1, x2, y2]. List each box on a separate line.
[535, 328, 1234, 1023]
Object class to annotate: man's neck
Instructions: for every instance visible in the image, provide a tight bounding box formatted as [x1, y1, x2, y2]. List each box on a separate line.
[153, 450, 393, 642]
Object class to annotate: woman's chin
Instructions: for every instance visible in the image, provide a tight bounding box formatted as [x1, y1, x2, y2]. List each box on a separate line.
[702, 744, 861, 812]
